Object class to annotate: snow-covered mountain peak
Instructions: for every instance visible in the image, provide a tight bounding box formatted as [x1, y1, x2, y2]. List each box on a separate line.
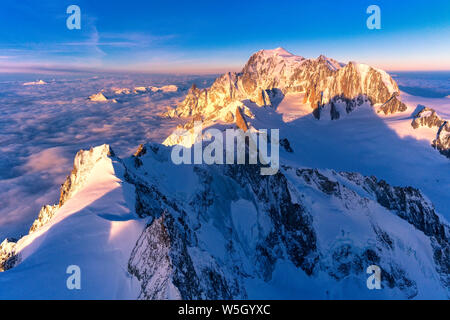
[23, 80, 47, 86]
[59, 144, 116, 206]
[268, 47, 291, 54]
[164, 48, 406, 124]
[243, 47, 305, 73]
[22, 144, 119, 236]
[259, 47, 298, 58]
[161, 49, 449, 158]
[88, 92, 117, 103]
[411, 105, 450, 158]
[316, 54, 344, 71]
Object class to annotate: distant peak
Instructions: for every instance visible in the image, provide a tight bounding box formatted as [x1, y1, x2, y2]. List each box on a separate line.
[316, 54, 344, 71]
[273, 47, 292, 54]
[250, 48, 305, 63]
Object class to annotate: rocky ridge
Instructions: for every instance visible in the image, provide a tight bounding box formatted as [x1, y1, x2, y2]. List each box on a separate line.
[412, 105, 450, 158]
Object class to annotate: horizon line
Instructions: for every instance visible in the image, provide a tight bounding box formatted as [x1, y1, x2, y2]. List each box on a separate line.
[1, 66, 450, 77]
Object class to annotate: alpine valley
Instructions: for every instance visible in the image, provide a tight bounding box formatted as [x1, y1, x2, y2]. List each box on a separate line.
[1, 48, 449, 299]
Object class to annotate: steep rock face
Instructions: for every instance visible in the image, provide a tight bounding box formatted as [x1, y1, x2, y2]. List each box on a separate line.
[28, 205, 58, 234]
[128, 216, 181, 300]
[0, 239, 18, 272]
[235, 107, 249, 132]
[300, 61, 405, 118]
[162, 101, 256, 147]
[224, 164, 318, 278]
[293, 168, 449, 297]
[123, 158, 248, 299]
[339, 172, 450, 289]
[377, 92, 407, 115]
[411, 106, 450, 158]
[123, 157, 319, 299]
[120, 144, 449, 299]
[412, 106, 445, 129]
[166, 48, 406, 121]
[434, 122, 450, 158]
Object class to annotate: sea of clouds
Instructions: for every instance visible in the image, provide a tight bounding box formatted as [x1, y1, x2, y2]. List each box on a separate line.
[391, 71, 450, 98]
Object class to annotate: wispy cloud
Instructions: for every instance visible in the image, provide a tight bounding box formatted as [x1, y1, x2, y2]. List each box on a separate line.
[0, 25, 179, 73]
[63, 31, 176, 48]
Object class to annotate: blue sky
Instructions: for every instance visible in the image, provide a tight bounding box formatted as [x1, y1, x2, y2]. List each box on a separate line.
[0, 0, 449, 73]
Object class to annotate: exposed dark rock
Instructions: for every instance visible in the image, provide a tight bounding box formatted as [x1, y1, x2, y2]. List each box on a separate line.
[280, 138, 293, 153]
[412, 107, 445, 129]
[0, 239, 19, 272]
[411, 106, 450, 159]
[378, 93, 407, 115]
[235, 107, 249, 132]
